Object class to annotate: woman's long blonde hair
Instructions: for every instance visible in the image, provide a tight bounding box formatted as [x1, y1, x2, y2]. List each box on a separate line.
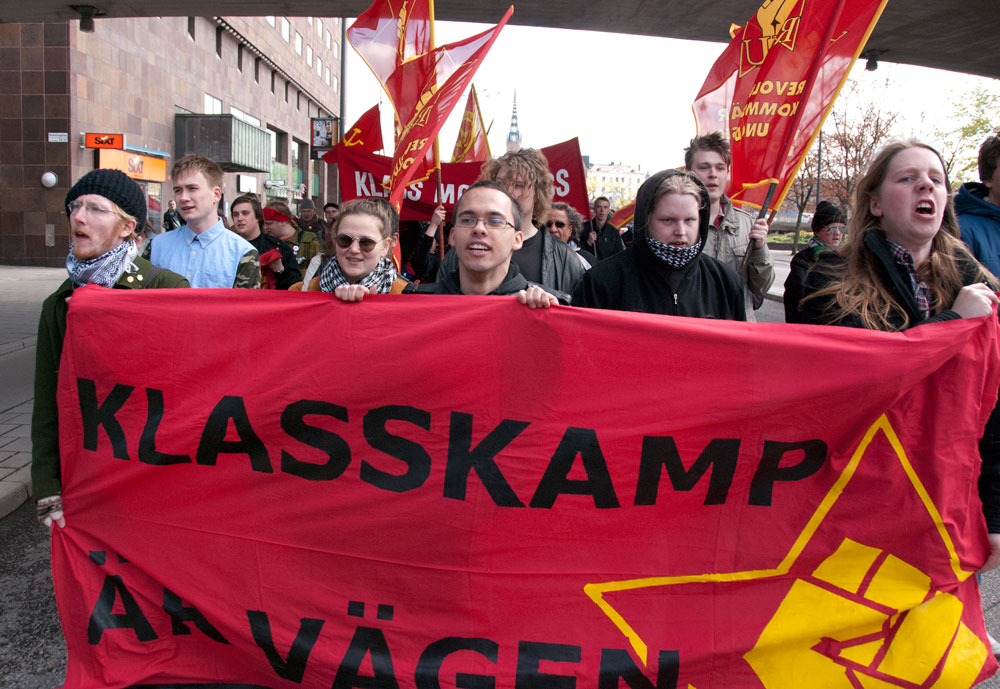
[803, 139, 994, 330]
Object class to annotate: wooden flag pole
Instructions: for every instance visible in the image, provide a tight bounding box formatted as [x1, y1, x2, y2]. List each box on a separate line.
[741, 181, 776, 273]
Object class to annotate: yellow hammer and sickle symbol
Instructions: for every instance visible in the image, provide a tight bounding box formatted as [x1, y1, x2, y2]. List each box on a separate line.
[343, 128, 365, 147]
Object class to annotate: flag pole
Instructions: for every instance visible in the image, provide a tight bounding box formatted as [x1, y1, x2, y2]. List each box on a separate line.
[741, 182, 776, 272]
[473, 84, 491, 158]
[428, 0, 446, 261]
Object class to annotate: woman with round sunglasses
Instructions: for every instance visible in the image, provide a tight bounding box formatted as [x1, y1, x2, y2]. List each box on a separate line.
[295, 198, 408, 298]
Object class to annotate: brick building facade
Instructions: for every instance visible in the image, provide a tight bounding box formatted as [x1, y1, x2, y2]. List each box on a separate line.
[0, 15, 342, 266]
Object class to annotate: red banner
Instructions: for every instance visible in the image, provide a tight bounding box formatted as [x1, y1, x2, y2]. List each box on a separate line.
[610, 200, 636, 229]
[383, 11, 511, 208]
[328, 104, 384, 159]
[451, 85, 491, 163]
[693, 0, 889, 210]
[54, 287, 1000, 689]
[337, 138, 590, 222]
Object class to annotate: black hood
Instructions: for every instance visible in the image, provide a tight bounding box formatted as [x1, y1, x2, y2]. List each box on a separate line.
[632, 169, 712, 266]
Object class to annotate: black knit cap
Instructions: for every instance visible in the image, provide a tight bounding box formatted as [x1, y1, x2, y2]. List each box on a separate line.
[65, 169, 148, 229]
[812, 200, 846, 233]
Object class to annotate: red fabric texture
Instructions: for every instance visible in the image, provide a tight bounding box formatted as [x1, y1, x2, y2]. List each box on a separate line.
[692, 0, 890, 211]
[336, 137, 590, 222]
[52, 287, 1000, 688]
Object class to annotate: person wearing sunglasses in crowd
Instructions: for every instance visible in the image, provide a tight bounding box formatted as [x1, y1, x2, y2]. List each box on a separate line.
[546, 202, 596, 270]
[33, 169, 189, 529]
[783, 200, 846, 323]
[332, 182, 560, 308]
[294, 198, 409, 298]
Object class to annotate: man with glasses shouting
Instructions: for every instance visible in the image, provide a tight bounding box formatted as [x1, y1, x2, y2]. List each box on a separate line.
[333, 182, 561, 308]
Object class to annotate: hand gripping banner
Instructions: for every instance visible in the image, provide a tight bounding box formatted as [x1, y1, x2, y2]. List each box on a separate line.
[52, 287, 1000, 688]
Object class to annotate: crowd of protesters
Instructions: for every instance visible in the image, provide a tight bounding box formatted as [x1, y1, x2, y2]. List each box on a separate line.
[30, 134, 1000, 658]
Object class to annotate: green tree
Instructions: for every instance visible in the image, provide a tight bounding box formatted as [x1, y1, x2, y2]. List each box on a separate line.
[933, 85, 1000, 183]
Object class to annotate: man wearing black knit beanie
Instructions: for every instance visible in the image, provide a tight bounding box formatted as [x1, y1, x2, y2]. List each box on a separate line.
[32, 169, 188, 530]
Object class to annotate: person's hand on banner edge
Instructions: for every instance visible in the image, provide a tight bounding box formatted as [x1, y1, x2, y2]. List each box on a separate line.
[951, 283, 1000, 319]
[333, 284, 371, 303]
[750, 217, 769, 249]
[979, 533, 1000, 573]
[37, 494, 65, 529]
[517, 286, 559, 309]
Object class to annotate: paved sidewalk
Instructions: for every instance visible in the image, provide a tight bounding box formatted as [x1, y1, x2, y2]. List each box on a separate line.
[0, 266, 66, 518]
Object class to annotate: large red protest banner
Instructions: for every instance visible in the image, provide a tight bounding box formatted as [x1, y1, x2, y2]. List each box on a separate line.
[54, 287, 999, 688]
[336, 137, 590, 222]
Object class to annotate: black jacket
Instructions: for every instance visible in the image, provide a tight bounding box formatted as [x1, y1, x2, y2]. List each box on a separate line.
[572, 170, 746, 320]
[783, 244, 829, 324]
[407, 232, 440, 283]
[248, 232, 302, 290]
[409, 262, 551, 298]
[162, 208, 183, 232]
[436, 227, 586, 296]
[582, 219, 626, 261]
[797, 229, 981, 330]
[798, 228, 1000, 532]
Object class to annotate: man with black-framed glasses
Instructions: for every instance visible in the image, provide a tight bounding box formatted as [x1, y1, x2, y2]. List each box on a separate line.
[411, 181, 561, 307]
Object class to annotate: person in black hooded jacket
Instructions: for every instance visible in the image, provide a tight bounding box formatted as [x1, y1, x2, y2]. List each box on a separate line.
[571, 169, 745, 320]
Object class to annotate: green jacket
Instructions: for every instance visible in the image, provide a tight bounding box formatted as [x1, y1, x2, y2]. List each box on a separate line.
[31, 257, 189, 499]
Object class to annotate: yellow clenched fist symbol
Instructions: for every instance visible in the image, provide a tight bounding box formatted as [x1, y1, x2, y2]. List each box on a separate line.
[745, 538, 988, 688]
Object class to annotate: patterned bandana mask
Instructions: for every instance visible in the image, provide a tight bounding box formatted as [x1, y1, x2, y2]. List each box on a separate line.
[66, 240, 139, 288]
[319, 255, 397, 294]
[646, 235, 702, 269]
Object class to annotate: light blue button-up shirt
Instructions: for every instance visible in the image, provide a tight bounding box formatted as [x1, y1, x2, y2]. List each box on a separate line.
[150, 219, 255, 288]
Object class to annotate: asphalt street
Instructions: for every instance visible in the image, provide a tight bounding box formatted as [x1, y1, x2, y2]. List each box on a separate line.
[2, 257, 1000, 688]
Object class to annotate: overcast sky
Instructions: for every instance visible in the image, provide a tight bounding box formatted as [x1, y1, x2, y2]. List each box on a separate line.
[343, 21, 998, 177]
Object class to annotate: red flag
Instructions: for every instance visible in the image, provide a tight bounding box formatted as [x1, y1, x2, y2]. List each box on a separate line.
[347, 0, 432, 85]
[451, 85, 492, 163]
[383, 10, 511, 209]
[347, 0, 436, 186]
[693, 0, 890, 210]
[349, 0, 511, 210]
[610, 200, 636, 230]
[335, 136, 590, 223]
[323, 105, 383, 164]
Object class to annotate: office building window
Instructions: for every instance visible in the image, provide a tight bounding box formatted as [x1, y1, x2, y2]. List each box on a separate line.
[231, 106, 260, 128]
[204, 93, 222, 114]
[268, 126, 288, 164]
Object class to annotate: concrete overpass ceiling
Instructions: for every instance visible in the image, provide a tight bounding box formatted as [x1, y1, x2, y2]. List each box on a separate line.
[2, 0, 998, 80]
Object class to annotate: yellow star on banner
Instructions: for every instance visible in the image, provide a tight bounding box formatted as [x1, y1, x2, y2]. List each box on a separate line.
[583, 414, 987, 687]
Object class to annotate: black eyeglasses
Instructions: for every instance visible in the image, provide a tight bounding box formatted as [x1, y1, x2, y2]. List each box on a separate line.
[454, 215, 515, 230]
[335, 234, 381, 252]
[545, 220, 567, 229]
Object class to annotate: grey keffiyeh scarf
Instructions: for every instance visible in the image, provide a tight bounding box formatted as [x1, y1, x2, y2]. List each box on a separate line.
[66, 240, 139, 288]
[319, 255, 397, 294]
[646, 235, 703, 269]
